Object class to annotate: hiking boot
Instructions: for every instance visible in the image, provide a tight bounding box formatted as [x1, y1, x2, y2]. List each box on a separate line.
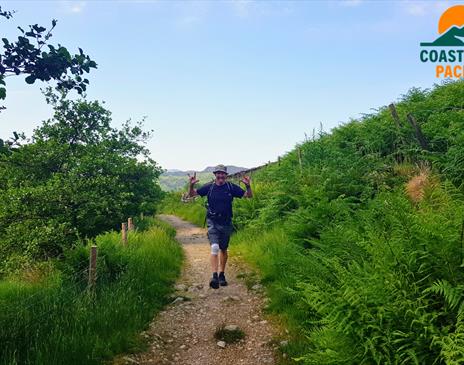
[209, 273, 219, 289]
[218, 272, 228, 286]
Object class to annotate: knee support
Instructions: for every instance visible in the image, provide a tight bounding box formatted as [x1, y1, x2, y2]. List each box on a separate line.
[211, 243, 220, 256]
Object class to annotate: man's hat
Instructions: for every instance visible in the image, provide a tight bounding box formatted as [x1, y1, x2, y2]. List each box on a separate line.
[213, 164, 228, 174]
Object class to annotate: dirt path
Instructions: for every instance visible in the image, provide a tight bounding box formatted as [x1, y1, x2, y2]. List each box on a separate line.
[127, 214, 280, 365]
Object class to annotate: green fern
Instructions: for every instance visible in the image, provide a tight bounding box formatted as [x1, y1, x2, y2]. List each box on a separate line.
[425, 279, 464, 311]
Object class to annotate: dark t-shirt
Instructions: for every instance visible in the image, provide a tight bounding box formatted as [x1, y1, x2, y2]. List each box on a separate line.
[197, 182, 245, 223]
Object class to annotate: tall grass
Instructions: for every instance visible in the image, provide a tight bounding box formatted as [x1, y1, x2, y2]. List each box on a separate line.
[230, 227, 317, 358]
[0, 219, 183, 365]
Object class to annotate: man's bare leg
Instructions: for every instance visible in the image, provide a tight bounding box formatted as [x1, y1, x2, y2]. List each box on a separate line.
[209, 243, 220, 289]
[218, 250, 228, 286]
[219, 249, 228, 272]
[211, 253, 219, 273]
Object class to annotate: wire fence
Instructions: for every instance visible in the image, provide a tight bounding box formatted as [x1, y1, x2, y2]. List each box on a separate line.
[0, 216, 140, 322]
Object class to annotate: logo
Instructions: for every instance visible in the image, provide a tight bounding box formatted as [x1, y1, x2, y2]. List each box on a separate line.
[420, 5, 464, 78]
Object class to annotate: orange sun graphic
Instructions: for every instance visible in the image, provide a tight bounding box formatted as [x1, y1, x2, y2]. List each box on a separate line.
[438, 5, 464, 34]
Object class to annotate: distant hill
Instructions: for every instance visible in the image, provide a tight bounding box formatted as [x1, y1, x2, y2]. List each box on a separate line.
[163, 169, 196, 177]
[160, 165, 248, 191]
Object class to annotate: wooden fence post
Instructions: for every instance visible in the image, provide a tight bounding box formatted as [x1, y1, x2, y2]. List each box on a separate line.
[388, 103, 406, 161]
[128, 217, 134, 231]
[278, 156, 281, 166]
[122, 222, 127, 245]
[389, 103, 403, 129]
[88, 245, 97, 287]
[407, 113, 429, 151]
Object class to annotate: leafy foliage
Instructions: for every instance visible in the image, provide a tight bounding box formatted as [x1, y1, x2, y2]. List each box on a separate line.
[0, 92, 163, 275]
[0, 6, 96, 110]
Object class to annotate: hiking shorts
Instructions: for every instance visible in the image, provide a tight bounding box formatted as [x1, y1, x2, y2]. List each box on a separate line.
[206, 218, 233, 251]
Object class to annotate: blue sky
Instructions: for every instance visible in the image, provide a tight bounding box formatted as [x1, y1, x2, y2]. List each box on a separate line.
[0, 0, 459, 170]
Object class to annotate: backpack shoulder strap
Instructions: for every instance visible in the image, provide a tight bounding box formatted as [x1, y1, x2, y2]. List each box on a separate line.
[207, 182, 215, 199]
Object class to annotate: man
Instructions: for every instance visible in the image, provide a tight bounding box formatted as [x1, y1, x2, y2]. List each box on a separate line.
[187, 164, 252, 289]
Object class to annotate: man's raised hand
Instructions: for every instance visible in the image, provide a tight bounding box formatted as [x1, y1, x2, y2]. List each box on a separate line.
[188, 172, 199, 186]
[241, 175, 251, 187]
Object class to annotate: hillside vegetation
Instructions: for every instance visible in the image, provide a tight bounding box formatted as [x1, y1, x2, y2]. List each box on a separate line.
[164, 81, 464, 364]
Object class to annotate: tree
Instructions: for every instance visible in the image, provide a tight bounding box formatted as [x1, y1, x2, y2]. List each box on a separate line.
[0, 92, 163, 273]
[0, 5, 97, 112]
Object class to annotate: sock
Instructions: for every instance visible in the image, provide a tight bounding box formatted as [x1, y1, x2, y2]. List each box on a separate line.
[213, 272, 218, 278]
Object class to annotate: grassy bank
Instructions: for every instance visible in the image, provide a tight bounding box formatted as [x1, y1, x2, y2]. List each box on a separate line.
[231, 185, 464, 363]
[0, 218, 183, 365]
[161, 81, 464, 364]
